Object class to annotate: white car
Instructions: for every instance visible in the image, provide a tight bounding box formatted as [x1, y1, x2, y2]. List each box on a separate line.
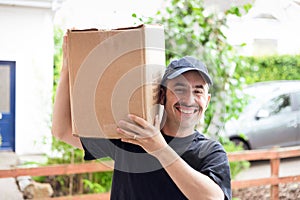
[220, 80, 300, 150]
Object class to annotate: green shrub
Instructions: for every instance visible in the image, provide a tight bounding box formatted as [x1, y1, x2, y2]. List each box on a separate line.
[237, 55, 300, 84]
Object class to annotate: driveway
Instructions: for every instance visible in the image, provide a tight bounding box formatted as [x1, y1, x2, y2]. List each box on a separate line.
[235, 157, 300, 180]
[0, 151, 23, 200]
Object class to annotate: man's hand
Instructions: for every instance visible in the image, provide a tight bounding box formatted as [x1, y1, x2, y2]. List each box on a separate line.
[116, 114, 168, 155]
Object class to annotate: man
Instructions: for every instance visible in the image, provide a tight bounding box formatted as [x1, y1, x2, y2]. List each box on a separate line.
[52, 41, 231, 199]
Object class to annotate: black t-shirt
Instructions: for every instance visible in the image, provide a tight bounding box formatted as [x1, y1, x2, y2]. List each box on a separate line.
[80, 131, 232, 200]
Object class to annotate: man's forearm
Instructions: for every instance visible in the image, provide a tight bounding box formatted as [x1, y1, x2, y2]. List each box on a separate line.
[51, 66, 82, 149]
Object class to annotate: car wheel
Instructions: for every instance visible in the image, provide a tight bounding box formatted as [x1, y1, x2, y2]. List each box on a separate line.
[231, 138, 250, 150]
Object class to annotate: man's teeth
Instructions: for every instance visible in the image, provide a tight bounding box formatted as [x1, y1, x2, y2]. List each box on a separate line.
[179, 108, 195, 114]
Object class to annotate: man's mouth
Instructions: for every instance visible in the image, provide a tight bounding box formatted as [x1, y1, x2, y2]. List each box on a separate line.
[175, 104, 199, 114]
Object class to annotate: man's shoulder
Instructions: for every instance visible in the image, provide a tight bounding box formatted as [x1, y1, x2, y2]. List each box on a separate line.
[193, 130, 226, 152]
[193, 130, 207, 140]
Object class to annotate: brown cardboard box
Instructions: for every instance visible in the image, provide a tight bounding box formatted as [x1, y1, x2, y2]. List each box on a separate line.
[67, 24, 165, 138]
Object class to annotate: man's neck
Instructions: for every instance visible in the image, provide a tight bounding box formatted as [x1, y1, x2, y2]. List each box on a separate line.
[161, 125, 195, 138]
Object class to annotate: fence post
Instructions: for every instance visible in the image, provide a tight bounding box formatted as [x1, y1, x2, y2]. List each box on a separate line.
[270, 148, 280, 200]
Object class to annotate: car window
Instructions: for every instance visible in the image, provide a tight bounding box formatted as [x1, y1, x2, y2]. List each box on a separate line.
[261, 94, 292, 116]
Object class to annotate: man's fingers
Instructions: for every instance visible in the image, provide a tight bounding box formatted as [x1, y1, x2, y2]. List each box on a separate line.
[118, 119, 144, 135]
[118, 114, 161, 140]
[154, 115, 160, 129]
[116, 127, 138, 139]
[128, 114, 149, 129]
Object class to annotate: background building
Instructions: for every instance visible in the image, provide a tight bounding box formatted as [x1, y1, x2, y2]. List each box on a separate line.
[0, 0, 62, 154]
[204, 0, 300, 56]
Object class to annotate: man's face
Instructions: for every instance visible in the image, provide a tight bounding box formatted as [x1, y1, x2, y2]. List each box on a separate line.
[162, 71, 211, 134]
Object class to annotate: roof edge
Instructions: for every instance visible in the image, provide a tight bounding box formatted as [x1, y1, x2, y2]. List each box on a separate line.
[0, 0, 63, 10]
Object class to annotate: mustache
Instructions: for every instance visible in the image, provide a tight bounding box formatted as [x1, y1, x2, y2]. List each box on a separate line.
[175, 102, 201, 110]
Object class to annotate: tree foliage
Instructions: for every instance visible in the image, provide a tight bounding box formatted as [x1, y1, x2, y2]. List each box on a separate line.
[53, 26, 64, 102]
[138, 0, 252, 136]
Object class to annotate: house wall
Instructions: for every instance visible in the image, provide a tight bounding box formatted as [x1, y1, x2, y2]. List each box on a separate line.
[224, 0, 300, 56]
[203, 0, 300, 56]
[0, 4, 55, 154]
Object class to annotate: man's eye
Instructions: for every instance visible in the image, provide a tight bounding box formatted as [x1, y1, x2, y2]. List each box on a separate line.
[195, 90, 204, 95]
[174, 88, 185, 94]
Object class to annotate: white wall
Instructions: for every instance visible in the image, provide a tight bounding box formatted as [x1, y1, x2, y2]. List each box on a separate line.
[0, 4, 54, 154]
[54, 0, 162, 30]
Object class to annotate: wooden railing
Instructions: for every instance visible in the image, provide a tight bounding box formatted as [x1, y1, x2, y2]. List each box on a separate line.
[228, 146, 300, 200]
[0, 146, 300, 200]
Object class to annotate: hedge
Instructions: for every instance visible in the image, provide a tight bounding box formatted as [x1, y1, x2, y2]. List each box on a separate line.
[236, 55, 300, 84]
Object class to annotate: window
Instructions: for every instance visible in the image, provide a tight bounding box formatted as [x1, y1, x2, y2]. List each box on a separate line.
[261, 94, 292, 116]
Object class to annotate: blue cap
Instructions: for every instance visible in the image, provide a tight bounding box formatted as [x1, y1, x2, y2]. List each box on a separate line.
[161, 56, 213, 86]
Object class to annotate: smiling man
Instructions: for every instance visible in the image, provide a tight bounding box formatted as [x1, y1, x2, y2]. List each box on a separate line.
[52, 55, 232, 200]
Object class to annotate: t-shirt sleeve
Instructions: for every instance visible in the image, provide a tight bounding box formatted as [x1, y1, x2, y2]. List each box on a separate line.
[80, 137, 118, 160]
[197, 141, 232, 200]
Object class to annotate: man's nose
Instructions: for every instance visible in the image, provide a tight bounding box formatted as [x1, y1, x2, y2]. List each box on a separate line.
[183, 90, 195, 105]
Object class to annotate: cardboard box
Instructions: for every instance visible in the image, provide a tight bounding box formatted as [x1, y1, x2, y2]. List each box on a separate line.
[67, 24, 165, 138]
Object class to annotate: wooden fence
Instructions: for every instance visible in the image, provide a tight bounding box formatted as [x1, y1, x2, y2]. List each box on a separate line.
[228, 146, 300, 200]
[1, 146, 300, 200]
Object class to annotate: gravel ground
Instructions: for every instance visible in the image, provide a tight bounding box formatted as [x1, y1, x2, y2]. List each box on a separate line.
[232, 183, 300, 200]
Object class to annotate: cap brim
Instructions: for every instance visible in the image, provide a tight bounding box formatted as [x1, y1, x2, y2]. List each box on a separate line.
[167, 68, 213, 85]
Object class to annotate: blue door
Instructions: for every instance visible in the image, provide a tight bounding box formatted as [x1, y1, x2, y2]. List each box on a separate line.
[0, 61, 16, 151]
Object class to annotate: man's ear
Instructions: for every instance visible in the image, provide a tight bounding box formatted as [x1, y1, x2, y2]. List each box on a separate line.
[159, 87, 166, 105]
[205, 94, 211, 108]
